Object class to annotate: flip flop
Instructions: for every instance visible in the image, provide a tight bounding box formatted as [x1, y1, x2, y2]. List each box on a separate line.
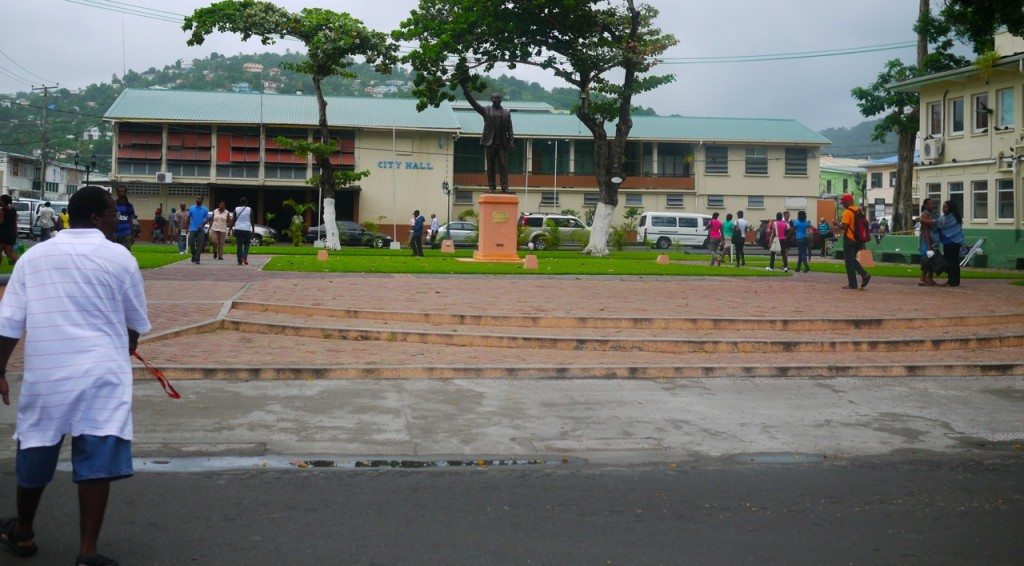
[0, 517, 37, 557]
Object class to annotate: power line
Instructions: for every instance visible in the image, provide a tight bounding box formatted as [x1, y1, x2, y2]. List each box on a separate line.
[0, 49, 55, 83]
[0, 63, 34, 86]
[63, 0, 182, 23]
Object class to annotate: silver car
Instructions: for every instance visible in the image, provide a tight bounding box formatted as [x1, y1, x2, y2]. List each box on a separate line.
[432, 221, 478, 248]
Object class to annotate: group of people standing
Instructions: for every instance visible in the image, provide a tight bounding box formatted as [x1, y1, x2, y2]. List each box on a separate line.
[916, 197, 964, 287]
[408, 211, 441, 256]
[706, 211, 750, 267]
[169, 197, 254, 265]
[763, 210, 817, 273]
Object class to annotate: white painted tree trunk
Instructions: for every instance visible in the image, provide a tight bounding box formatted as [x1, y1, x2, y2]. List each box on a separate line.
[322, 197, 341, 250]
[581, 202, 615, 256]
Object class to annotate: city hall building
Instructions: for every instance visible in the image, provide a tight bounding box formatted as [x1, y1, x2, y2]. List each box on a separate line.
[104, 88, 829, 239]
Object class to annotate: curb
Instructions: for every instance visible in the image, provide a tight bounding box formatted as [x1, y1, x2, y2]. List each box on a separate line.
[132, 363, 1024, 380]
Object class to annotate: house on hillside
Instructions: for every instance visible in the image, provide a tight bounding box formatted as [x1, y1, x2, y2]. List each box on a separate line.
[102, 88, 828, 241]
[890, 28, 1024, 268]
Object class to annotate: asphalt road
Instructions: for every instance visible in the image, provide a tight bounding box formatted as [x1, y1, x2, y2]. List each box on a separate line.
[2, 453, 1021, 565]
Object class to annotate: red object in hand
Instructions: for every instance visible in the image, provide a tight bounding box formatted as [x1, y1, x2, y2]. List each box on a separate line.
[132, 351, 181, 399]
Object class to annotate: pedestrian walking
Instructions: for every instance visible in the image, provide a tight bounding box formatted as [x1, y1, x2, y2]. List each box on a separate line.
[59, 208, 70, 233]
[707, 212, 723, 266]
[935, 200, 964, 287]
[209, 201, 232, 260]
[429, 213, 440, 245]
[766, 212, 789, 271]
[839, 193, 871, 289]
[734, 210, 748, 266]
[0, 186, 151, 566]
[721, 213, 735, 265]
[188, 196, 210, 264]
[410, 209, 425, 257]
[0, 195, 20, 266]
[232, 198, 253, 266]
[870, 218, 881, 244]
[113, 186, 136, 250]
[151, 208, 166, 243]
[175, 203, 189, 255]
[34, 202, 56, 242]
[791, 210, 815, 273]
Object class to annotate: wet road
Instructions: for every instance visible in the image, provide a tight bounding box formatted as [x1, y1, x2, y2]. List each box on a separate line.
[2, 453, 1021, 564]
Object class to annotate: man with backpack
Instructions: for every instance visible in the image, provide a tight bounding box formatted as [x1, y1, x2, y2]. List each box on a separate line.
[839, 193, 871, 290]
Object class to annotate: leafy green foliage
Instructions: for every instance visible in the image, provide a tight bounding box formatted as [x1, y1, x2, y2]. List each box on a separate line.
[609, 224, 631, 251]
[282, 198, 315, 246]
[457, 208, 479, 222]
[933, 0, 1024, 54]
[542, 219, 563, 250]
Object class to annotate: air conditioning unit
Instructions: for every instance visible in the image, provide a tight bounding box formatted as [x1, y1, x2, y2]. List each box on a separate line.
[155, 171, 173, 183]
[922, 138, 944, 162]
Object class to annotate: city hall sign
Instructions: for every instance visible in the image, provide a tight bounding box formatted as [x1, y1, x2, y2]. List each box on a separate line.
[377, 161, 435, 171]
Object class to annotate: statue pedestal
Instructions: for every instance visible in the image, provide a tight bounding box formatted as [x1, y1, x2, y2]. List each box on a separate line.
[473, 193, 520, 262]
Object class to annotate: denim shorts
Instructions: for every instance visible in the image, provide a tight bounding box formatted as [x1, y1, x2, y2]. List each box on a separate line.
[16, 435, 133, 488]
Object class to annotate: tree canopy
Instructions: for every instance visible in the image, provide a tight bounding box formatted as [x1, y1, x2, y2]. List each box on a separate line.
[933, 0, 1024, 54]
[396, 0, 677, 255]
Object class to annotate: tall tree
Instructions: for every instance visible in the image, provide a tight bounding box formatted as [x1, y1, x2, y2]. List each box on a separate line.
[183, 0, 396, 249]
[396, 0, 676, 256]
[851, 1, 969, 232]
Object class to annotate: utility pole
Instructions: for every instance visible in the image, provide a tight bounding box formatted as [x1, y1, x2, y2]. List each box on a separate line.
[32, 84, 59, 200]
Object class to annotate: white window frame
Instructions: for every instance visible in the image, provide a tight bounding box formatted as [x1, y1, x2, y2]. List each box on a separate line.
[705, 146, 728, 175]
[948, 97, 964, 136]
[624, 194, 643, 207]
[927, 101, 942, 136]
[996, 88, 1015, 129]
[540, 191, 560, 206]
[784, 147, 807, 176]
[583, 192, 600, 207]
[707, 194, 724, 208]
[972, 93, 989, 133]
[925, 183, 942, 203]
[747, 195, 765, 209]
[971, 180, 988, 221]
[948, 182, 964, 217]
[870, 172, 882, 188]
[454, 189, 473, 205]
[996, 179, 1014, 221]
[666, 193, 684, 208]
[744, 147, 767, 176]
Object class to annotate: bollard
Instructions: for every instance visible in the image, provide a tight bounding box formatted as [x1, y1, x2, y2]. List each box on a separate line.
[316, 249, 329, 262]
[656, 254, 670, 265]
[523, 254, 539, 270]
[441, 239, 455, 253]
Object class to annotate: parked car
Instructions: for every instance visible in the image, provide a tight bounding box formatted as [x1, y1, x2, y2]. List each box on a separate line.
[202, 223, 278, 247]
[431, 221, 478, 248]
[305, 220, 393, 248]
[13, 199, 37, 239]
[518, 212, 588, 250]
[636, 212, 711, 249]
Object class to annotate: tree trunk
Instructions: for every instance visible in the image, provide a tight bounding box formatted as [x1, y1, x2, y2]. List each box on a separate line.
[313, 76, 341, 249]
[893, 131, 915, 233]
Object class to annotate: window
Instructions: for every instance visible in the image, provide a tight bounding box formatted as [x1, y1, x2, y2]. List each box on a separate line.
[666, 193, 684, 208]
[870, 172, 882, 188]
[973, 93, 989, 132]
[583, 192, 600, 206]
[971, 180, 988, 220]
[745, 147, 767, 175]
[707, 194, 724, 208]
[454, 189, 473, 205]
[926, 183, 942, 203]
[624, 194, 643, 207]
[825, 179, 832, 194]
[948, 182, 964, 216]
[574, 141, 595, 175]
[116, 160, 160, 176]
[784, 148, 807, 175]
[657, 143, 691, 176]
[747, 195, 765, 208]
[889, 172, 896, 187]
[454, 138, 485, 173]
[705, 146, 728, 174]
[167, 162, 211, 177]
[997, 179, 1014, 220]
[264, 165, 307, 180]
[651, 216, 676, 227]
[45, 181, 59, 193]
[540, 191, 559, 206]
[216, 164, 258, 178]
[928, 101, 942, 136]
[66, 184, 77, 195]
[996, 88, 1015, 129]
[679, 217, 699, 228]
[622, 142, 653, 176]
[843, 178, 849, 191]
[949, 98, 964, 135]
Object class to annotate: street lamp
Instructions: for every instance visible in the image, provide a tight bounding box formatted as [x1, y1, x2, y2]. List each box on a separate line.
[74, 152, 98, 185]
[441, 180, 452, 238]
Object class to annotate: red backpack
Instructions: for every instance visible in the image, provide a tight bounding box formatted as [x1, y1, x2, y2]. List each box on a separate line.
[853, 208, 871, 243]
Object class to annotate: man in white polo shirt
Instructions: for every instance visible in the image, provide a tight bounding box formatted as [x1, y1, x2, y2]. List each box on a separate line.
[0, 186, 150, 566]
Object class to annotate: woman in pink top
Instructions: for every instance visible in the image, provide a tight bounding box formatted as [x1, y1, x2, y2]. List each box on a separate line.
[766, 212, 790, 272]
[707, 212, 724, 266]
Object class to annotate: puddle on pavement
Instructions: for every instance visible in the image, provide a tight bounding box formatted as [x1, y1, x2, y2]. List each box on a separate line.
[732, 452, 826, 464]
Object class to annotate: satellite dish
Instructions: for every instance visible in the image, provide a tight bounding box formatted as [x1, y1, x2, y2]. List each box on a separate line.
[610, 176, 623, 184]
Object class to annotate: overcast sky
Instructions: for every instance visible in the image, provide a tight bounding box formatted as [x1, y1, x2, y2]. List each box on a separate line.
[0, 0, 940, 131]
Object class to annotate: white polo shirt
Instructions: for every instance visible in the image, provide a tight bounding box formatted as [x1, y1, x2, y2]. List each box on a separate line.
[0, 229, 151, 448]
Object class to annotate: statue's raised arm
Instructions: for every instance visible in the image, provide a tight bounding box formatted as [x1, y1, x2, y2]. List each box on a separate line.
[459, 82, 514, 193]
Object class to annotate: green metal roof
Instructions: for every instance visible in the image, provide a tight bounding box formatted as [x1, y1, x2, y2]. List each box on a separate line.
[456, 111, 830, 145]
[889, 53, 1024, 92]
[105, 89, 460, 131]
[105, 89, 828, 145]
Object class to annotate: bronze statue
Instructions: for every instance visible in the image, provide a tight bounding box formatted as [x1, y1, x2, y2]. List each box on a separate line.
[462, 86, 514, 193]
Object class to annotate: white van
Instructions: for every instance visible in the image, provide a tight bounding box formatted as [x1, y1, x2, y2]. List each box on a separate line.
[636, 212, 712, 249]
[30, 200, 69, 239]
